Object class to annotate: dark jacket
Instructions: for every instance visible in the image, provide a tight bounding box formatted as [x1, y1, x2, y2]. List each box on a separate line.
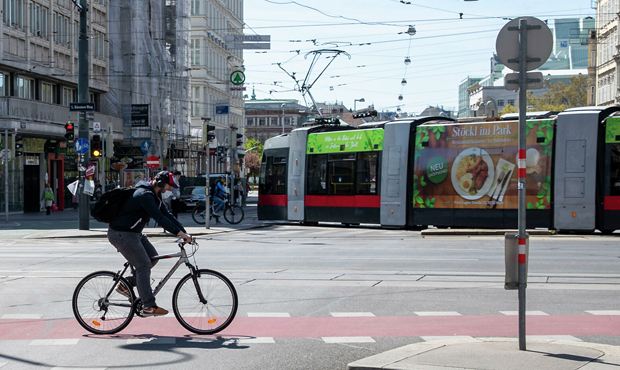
[110, 185, 186, 235]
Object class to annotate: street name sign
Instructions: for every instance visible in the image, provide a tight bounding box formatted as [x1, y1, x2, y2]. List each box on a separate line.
[70, 102, 95, 111]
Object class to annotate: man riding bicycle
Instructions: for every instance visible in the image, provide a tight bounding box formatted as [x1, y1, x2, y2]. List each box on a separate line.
[211, 176, 228, 222]
[108, 171, 192, 316]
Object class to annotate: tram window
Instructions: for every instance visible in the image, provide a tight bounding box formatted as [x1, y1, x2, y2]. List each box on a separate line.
[307, 155, 328, 194]
[328, 153, 355, 195]
[261, 155, 287, 195]
[356, 152, 379, 194]
[610, 144, 620, 196]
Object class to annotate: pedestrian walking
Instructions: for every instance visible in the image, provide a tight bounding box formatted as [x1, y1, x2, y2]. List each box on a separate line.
[42, 184, 55, 215]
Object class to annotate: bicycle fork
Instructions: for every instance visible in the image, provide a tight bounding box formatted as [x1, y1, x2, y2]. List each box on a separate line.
[188, 264, 208, 304]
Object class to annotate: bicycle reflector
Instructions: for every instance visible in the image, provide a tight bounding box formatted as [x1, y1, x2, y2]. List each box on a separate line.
[92, 320, 101, 327]
[208, 318, 217, 324]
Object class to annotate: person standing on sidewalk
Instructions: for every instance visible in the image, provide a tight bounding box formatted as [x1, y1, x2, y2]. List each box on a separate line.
[42, 184, 55, 215]
[170, 171, 182, 218]
[107, 171, 192, 316]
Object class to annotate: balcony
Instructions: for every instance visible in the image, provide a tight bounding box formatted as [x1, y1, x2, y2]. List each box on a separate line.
[0, 96, 123, 137]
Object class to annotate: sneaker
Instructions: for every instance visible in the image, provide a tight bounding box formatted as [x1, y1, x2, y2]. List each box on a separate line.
[116, 284, 131, 298]
[142, 306, 169, 317]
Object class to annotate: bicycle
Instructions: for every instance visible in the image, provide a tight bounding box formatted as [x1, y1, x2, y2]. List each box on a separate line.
[72, 240, 238, 335]
[192, 196, 244, 225]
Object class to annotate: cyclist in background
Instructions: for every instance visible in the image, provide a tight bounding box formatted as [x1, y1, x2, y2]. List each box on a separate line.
[212, 176, 228, 221]
[107, 171, 192, 317]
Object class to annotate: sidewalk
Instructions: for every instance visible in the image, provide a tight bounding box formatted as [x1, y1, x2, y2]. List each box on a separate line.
[348, 337, 620, 370]
[4, 192, 266, 239]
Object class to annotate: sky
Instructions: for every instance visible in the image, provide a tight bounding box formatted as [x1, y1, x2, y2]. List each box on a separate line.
[242, 0, 595, 115]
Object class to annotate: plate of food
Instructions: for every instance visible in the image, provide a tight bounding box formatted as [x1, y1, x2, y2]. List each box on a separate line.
[450, 147, 495, 200]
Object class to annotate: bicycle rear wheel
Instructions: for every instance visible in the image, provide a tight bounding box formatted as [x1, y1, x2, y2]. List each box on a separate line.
[72, 271, 135, 335]
[223, 205, 244, 224]
[172, 269, 238, 335]
[192, 207, 206, 225]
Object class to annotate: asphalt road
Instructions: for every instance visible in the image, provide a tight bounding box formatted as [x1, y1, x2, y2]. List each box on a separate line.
[0, 225, 618, 369]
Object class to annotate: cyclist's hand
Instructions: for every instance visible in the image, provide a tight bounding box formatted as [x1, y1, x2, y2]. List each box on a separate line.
[177, 231, 193, 244]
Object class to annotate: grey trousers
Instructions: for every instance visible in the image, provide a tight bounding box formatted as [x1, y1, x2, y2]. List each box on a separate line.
[107, 229, 159, 308]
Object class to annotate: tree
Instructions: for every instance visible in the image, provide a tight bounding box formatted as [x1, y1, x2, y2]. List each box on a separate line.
[244, 137, 263, 186]
[527, 75, 588, 111]
[501, 104, 517, 114]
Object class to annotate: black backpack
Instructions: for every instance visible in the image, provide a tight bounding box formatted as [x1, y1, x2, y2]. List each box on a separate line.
[91, 188, 136, 223]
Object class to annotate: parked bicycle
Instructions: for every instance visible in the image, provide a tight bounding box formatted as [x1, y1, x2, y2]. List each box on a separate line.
[72, 240, 238, 335]
[192, 195, 244, 225]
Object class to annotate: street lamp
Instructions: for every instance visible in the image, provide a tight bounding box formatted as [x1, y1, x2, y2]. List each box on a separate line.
[354, 98, 365, 111]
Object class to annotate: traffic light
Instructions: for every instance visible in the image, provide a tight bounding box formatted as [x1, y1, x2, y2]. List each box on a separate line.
[236, 133, 243, 147]
[14, 134, 23, 157]
[64, 121, 75, 141]
[206, 124, 215, 142]
[91, 135, 102, 158]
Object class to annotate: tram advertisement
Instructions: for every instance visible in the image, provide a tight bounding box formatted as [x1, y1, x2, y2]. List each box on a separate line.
[412, 119, 554, 209]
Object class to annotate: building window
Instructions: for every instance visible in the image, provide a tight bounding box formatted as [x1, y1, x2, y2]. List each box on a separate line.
[497, 100, 505, 107]
[41, 82, 55, 103]
[30, 3, 49, 39]
[191, 39, 201, 65]
[191, 86, 200, 116]
[191, 0, 203, 15]
[507, 99, 515, 106]
[54, 12, 71, 47]
[246, 117, 253, 126]
[3, 0, 25, 29]
[270, 117, 278, 126]
[15, 76, 34, 99]
[61, 87, 74, 106]
[0, 73, 7, 96]
[258, 118, 266, 126]
[93, 30, 106, 60]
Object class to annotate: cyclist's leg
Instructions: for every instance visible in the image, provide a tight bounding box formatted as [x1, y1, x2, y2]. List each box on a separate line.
[107, 230, 157, 308]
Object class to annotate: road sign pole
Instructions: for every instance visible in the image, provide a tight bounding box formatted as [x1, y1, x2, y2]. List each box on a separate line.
[77, 0, 90, 230]
[517, 18, 528, 351]
[4, 129, 8, 223]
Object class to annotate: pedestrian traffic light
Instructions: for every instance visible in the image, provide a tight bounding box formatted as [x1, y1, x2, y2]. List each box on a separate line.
[91, 135, 102, 158]
[236, 133, 243, 147]
[64, 121, 75, 141]
[14, 134, 23, 157]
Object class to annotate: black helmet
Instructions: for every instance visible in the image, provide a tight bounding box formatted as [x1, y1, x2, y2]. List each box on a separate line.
[154, 171, 178, 188]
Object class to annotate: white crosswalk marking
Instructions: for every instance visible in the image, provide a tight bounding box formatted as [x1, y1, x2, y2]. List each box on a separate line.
[499, 311, 549, 316]
[30, 339, 79, 346]
[1, 314, 43, 319]
[414, 311, 461, 316]
[0, 362, 7, 368]
[126, 338, 176, 345]
[247, 312, 291, 317]
[421, 336, 476, 342]
[329, 312, 375, 317]
[235, 337, 275, 344]
[585, 310, 620, 315]
[51, 367, 107, 370]
[322, 336, 376, 344]
[527, 335, 582, 342]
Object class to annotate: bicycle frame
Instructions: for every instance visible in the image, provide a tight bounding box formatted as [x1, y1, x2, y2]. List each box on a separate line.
[113, 243, 208, 304]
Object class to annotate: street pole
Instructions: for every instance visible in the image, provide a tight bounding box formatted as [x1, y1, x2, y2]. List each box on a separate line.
[202, 119, 210, 229]
[4, 129, 8, 222]
[517, 18, 528, 351]
[77, 0, 90, 230]
[281, 104, 285, 135]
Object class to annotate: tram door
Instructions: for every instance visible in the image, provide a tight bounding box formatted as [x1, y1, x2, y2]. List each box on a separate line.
[599, 117, 620, 233]
[23, 162, 40, 213]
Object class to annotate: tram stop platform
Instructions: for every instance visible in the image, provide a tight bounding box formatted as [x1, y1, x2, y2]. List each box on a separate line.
[348, 337, 620, 370]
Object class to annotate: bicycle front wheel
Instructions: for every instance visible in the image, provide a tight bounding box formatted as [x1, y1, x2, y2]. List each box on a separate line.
[173, 269, 238, 335]
[192, 207, 206, 225]
[72, 271, 135, 335]
[223, 205, 244, 224]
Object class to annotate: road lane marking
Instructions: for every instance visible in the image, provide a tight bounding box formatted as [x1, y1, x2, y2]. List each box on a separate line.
[330, 312, 375, 317]
[586, 310, 620, 315]
[499, 311, 549, 316]
[126, 337, 176, 345]
[51, 367, 106, 370]
[0, 362, 6, 368]
[322, 336, 376, 343]
[421, 336, 476, 342]
[247, 312, 291, 317]
[1, 314, 43, 319]
[30, 339, 79, 346]
[414, 311, 462, 316]
[527, 335, 583, 342]
[235, 337, 275, 344]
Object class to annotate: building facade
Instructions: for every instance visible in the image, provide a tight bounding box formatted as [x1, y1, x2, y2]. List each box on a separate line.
[188, 0, 244, 176]
[596, 0, 619, 106]
[244, 98, 310, 142]
[0, 0, 122, 213]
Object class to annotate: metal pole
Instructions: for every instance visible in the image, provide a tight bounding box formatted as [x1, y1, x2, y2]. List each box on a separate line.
[203, 120, 210, 229]
[4, 129, 8, 222]
[78, 0, 90, 230]
[517, 18, 528, 351]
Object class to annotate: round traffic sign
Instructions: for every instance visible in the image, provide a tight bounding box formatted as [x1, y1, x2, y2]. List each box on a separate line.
[496, 17, 552, 72]
[230, 70, 245, 85]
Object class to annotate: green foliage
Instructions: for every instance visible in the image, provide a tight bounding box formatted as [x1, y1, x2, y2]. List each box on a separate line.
[527, 75, 588, 111]
[412, 174, 435, 208]
[501, 104, 517, 114]
[244, 137, 263, 158]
